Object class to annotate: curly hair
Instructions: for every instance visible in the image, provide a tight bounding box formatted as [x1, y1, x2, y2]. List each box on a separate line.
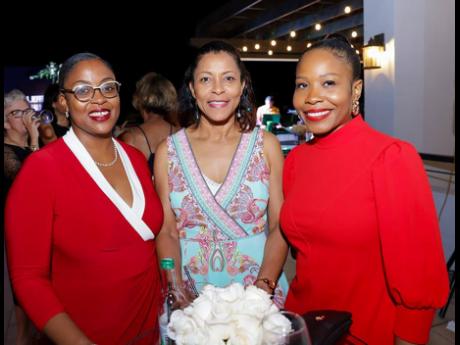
[132, 72, 178, 126]
[178, 40, 256, 131]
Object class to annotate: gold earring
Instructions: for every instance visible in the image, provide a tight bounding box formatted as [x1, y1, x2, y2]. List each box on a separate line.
[352, 100, 360, 116]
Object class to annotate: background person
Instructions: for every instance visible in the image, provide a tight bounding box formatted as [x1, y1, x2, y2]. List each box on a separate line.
[5, 52, 164, 345]
[4, 89, 41, 345]
[256, 95, 280, 127]
[118, 72, 179, 176]
[280, 35, 449, 345]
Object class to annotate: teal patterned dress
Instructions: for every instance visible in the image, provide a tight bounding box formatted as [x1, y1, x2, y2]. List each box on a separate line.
[167, 127, 288, 307]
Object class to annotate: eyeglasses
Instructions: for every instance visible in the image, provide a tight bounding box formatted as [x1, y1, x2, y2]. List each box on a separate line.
[8, 108, 36, 118]
[61, 80, 121, 102]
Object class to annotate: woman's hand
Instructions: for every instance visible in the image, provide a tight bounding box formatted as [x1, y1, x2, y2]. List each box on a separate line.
[22, 111, 40, 144]
[254, 278, 275, 295]
[172, 284, 196, 310]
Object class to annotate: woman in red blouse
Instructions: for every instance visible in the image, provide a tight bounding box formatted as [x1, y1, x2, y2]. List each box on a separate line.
[280, 35, 449, 345]
[5, 53, 164, 345]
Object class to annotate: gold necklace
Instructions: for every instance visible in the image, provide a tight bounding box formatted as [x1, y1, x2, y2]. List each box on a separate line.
[94, 142, 118, 167]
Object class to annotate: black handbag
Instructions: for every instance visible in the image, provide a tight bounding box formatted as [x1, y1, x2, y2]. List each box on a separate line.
[302, 310, 352, 345]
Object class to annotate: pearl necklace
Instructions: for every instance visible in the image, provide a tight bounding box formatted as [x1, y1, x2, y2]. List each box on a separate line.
[94, 141, 118, 167]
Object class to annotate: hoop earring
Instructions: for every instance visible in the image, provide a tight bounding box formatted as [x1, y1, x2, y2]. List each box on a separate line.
[352, 100, 360, 116]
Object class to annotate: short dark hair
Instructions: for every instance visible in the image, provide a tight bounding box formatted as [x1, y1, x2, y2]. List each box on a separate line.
[58, 52, 113, 89]
[178, 40, 256, 131]
[302, 34, 362, 81]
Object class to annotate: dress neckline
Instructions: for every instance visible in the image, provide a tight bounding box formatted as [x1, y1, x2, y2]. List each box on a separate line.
[310, 115, 366, 149]
[182, 128, 243, 189]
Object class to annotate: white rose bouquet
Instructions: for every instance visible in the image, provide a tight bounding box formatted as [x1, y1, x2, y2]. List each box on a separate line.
[167, 283, 292, 345]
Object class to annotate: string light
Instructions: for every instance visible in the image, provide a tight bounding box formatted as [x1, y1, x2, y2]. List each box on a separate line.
[344, 6, 351, 14]
[290, 31, 296, 38]
[315, 23, 322, 31]
[286, 45, 292, 51]
[351, 31, 357, 38]
[268, 50, 273, 56]
[242, 46, 248, 52]
[255, 43, 260, 50]
[307, 42, 312, 48]
[270, 40, 277, 46]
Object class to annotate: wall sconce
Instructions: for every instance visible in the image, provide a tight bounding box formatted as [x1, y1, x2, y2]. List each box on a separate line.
[363, 33, 385, 69]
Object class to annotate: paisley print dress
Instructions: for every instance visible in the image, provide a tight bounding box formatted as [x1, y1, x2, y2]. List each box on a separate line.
[167, 127, 288, 307]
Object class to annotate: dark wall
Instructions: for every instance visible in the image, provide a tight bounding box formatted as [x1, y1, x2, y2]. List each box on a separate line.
[245, 61, 297, 113]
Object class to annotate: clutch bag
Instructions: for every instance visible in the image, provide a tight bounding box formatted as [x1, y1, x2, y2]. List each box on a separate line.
[302, 310, 352, 345]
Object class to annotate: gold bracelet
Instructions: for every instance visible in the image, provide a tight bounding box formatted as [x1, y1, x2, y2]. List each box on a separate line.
[29, 145, 39, 152]
[254, 278, 276, 291]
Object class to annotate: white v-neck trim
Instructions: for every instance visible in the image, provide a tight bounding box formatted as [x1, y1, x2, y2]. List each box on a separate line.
[202, 174, 222, 195]
[63, 128, 154, 241]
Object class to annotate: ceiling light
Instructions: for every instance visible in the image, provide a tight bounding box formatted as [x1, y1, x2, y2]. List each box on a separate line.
[286, 45, 292, 52]
[268, 50, 273, 56]
[351, 31, 357, 38]
[255, 43, 260, 50]
[344, 6, 351, 14]
[315, 23, 322, 31]
[290, 31, 296, 38]
[270, 40, 277, 46]
[242, 46, 248, 52]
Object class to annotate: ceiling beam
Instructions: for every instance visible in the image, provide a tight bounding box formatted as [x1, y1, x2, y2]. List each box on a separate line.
[195, 0, 262, 37]
[265, 0, 363, 39]
[299, 13, 362, 40]
[226, 0, 321, 38]
[189, 36, 364, 58]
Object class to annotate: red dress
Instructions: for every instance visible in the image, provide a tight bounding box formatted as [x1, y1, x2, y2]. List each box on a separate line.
[5, 138, 164, 345]
[280, 116, 449, 344]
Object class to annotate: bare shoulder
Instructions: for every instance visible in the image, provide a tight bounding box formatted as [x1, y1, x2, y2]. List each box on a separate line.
[262, 130, 282, 152]
[155, 138, 169, 160]
[261, 130, 283, 169]
[118, 127, 139, 145]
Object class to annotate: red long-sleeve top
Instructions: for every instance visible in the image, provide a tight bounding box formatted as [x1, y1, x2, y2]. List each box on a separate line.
[5, 139, 164, 345]
[280, 116, 449, 344]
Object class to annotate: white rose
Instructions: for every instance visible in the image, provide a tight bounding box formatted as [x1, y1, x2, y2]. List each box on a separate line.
[227, 314, 263, 345]
[261, 312, 292, 345]
[200, 284, 218, 302]
[187, 295, 213, 323]
[167, 310, 201, 342]
[236, 285, 273, 319]
[207, 322, 235, 343]
[264, 304, 280, 317]
[215, 282, 245, 304]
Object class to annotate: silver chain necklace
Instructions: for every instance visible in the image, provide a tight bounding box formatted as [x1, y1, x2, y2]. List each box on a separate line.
[94, 141, 118, 167]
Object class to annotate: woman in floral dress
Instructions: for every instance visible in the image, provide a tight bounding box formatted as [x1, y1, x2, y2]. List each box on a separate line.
[154, 41, 289, 306]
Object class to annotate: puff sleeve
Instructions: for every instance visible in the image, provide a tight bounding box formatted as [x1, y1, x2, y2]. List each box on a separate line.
[371, 142, 449, 344]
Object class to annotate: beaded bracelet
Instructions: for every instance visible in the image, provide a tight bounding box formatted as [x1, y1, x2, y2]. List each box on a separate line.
[254, 277, 277, 291]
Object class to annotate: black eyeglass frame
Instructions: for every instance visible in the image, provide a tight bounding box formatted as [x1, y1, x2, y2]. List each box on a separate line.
[60, 80, 122, 102]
